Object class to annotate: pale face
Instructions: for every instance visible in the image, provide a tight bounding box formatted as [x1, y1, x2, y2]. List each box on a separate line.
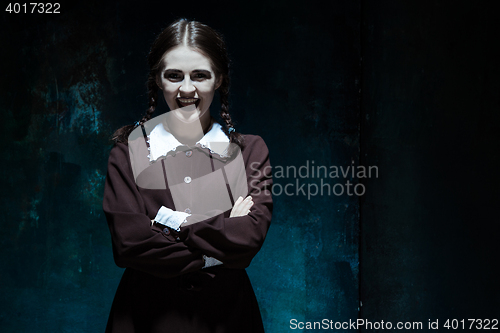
[157, 45, 220, 121]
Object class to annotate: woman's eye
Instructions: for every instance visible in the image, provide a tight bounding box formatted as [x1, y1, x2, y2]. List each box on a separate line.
[166, 73, 182, 80]
[194, 73, 207, 79]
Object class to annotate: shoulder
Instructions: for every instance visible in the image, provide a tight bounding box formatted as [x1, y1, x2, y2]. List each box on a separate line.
[240, 134, 270, 163]
[107, 142, 131, 165]
[109, 141, 129, 154]
[241, 134, 268, 151]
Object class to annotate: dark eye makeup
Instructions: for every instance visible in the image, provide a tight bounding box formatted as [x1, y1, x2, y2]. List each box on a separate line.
[167, 73, 181, 80]
[163, 69, 212, 81]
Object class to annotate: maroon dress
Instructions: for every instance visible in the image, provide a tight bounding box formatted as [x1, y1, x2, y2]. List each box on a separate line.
[102, 134, 273, 332]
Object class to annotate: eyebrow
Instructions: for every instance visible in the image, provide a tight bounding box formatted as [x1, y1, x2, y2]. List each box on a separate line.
[164, 69, 212, 75]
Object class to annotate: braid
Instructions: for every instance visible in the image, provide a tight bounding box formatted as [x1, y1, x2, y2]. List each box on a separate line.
[139, 75, 158, 125]
[111, 74, 158, 143]
[219, 77, 244, 149]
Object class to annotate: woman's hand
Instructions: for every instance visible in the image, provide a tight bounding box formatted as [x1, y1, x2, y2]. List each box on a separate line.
[230, 195, 253, 217]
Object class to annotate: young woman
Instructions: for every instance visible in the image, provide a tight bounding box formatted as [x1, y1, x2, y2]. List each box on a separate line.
[102, 18, 273, 332]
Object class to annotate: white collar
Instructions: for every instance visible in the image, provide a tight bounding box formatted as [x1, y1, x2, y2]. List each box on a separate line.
[147, 122, 230, 162]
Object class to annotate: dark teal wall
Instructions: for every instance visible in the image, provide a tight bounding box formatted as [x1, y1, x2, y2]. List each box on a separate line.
[0, 1, 360, 332]
[5, 1, 496, 332]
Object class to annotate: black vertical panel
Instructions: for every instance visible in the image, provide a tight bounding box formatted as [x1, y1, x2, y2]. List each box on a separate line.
[360, 0, 500, 329]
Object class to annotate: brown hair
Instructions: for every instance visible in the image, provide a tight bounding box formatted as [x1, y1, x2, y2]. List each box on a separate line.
[112, 18, 244, 148]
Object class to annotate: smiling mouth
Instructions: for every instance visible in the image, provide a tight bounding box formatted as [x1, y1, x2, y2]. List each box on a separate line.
[176, 98, 200, 108]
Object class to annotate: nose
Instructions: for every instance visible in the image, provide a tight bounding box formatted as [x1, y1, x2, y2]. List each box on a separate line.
[179, 77, 196, 95]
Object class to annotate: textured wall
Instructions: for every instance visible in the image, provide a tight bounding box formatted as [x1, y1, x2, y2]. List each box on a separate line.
[0, 1, 360, 332]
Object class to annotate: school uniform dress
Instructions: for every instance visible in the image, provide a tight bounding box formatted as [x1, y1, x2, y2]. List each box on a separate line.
[102, 120, 273, 333]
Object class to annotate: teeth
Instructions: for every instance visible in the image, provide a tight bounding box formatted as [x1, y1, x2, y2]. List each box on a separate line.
[178, 98, 198, 103]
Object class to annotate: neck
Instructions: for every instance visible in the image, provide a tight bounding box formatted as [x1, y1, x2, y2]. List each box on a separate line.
[163, 108, 213, 146]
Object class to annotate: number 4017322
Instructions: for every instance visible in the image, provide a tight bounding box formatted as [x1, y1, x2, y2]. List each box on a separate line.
[5, 3, 60, 14]
[443, 319, 498, 330]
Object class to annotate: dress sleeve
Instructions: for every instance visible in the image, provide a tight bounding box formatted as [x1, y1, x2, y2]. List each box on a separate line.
[102, 142, 204, 278]
[178, 135, 273, 269]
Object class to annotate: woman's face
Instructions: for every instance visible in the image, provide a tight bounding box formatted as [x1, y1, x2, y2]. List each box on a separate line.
[157, 45, 219, 120]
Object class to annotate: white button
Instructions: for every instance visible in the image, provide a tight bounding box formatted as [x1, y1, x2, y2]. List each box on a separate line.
[184, 176, 192, 184]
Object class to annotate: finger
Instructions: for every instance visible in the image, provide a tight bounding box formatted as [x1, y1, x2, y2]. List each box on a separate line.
[230, 206, 240, 217]
[237, 204, 248, 216]
[236, 201, 253, 216]
[231, 198, 243, 216]
[243, 201, 253, 211]
[232, 204, 245, 217]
